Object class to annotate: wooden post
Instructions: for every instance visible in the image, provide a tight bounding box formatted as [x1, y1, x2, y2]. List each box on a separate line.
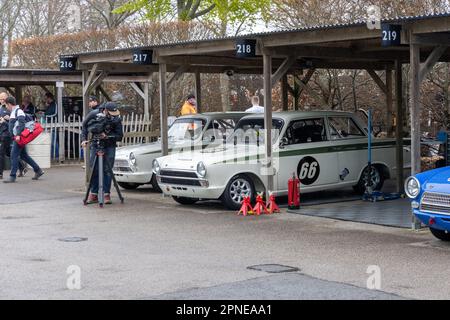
[14, 85, 22, 106]
[281, 74, 289, 111]
[410, 44, 421, 176]
[410, 43, 422, 230]
[293, 75, 300, 111]
[144, 82, 150, 121]
[395, 61, 404, 194]
[386, 69, 393, 137]
[56, 82, 65, 163]
[263, 54, 274, 196]
[159, 63, 169, 156]
[82, 70, 91, 185]
[195, 71, 202, 113]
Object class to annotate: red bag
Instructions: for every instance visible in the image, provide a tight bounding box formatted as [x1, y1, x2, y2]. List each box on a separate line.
[16, 122, 43, 148]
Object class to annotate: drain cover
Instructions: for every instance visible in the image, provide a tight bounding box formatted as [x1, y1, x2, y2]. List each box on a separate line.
[247, 264, 299, 273]
[58, 237, 88, 243]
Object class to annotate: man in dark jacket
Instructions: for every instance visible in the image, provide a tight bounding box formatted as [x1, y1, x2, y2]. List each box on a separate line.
[3, 96, 44, 184]
[81, 102, 123, 204]
[0, 92, 10, 179]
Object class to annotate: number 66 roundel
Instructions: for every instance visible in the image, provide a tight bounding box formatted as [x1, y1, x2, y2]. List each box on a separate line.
[297, 156, 321, 185]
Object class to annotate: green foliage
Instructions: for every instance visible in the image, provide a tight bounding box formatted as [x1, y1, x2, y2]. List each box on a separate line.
[114, 0, 271, 29]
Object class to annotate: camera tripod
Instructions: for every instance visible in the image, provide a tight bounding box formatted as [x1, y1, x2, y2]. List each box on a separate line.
[83, 139, 124, 208]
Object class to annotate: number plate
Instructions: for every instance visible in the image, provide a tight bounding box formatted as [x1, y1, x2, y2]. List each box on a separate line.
[381, 24, 402, 47]
[132, 49, 153, 65]
[59, 56, 77, 71]
[236, 39, 257, 58]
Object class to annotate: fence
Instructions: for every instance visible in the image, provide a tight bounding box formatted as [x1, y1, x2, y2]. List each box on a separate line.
[41, 114, 156, 164]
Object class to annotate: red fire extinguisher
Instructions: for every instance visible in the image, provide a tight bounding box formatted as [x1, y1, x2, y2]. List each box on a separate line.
[288, 173, 301, 210]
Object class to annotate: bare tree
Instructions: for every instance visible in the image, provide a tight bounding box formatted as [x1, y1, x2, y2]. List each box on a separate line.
[85, 0, 135, 29]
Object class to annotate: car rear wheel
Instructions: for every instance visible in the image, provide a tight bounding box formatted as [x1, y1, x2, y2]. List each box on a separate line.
[430, 227, 450, 241]
[222, 174, 255, 211]
[353, 165, 385, 195]
[172, 197, 199, 205]
[151, 174, 162, 193]
[118, 182, 141, 190]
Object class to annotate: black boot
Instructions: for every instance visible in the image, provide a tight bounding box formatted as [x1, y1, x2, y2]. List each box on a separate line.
[32, 170, 44, 181]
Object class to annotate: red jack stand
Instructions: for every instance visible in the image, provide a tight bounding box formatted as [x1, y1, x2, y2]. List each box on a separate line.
[253, 194, 269, 215]
[238, 196, 253, 216]
[267, 194, 281, 214]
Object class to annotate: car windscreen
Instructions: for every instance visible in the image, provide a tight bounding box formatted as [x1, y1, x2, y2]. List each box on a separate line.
[230, 118, 284, 145]
[168, 118, 206, 141]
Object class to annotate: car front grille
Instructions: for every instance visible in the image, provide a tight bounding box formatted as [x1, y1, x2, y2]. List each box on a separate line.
[160, 170, 198, 179]
[421, 192, 450, 215]
[159, 170, 202, 187]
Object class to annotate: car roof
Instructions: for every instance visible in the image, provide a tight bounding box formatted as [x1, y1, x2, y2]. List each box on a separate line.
[178, 112, 248, 121]
[239, 110, 357, 122]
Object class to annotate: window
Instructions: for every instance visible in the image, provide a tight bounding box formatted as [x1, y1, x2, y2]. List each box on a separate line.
[204, 119, 237, 141]
[284, 118, 327, 145]
[232, 118, 284, 145]
[328, 117, 365, 140]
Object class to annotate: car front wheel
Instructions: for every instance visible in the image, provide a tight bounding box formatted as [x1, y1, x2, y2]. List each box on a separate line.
[222, 174, 255, 211]
[151, 174, 162, 193]
[118, 182, 141, 190]
[430, 227, 450, 241]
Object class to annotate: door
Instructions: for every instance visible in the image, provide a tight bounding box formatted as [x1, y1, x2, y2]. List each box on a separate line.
[276, 118, 339, 193]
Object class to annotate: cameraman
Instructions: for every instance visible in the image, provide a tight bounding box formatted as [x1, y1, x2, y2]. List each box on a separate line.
[81, 102, 123, 205]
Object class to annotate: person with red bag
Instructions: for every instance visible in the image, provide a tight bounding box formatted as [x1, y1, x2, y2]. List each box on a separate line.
[3, 96, 44, 184]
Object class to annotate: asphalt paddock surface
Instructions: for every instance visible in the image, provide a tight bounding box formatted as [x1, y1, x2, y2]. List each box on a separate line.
[0, 166, 449, 300]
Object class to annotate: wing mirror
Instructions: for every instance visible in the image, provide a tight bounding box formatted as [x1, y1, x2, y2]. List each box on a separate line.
[280, 137, 289, 148]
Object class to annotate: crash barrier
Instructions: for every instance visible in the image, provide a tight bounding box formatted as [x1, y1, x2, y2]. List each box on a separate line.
[238, 194, 281, 216]
[40, 114, 155, 164]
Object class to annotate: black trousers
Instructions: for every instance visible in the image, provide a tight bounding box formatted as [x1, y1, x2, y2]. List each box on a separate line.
[0, 136, 11, 175]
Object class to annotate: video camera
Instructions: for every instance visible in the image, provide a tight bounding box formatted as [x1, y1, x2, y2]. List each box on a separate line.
[86, 111, 120, 147]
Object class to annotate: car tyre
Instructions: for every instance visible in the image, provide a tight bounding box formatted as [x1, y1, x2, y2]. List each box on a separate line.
[151, 174, 162, 193]
[172, 197, 199, 205]
[118, 182, 141, 190]
[353, 165, 385, 195]
[221, 174, 256, 211]
[430, 227, 450, 241]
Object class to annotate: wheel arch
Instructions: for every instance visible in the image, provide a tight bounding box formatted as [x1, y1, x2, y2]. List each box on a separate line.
[220, 171, 266, 198]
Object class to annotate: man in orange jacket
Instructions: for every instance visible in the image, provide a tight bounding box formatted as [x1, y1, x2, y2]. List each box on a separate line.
[180, 94, 198, 116]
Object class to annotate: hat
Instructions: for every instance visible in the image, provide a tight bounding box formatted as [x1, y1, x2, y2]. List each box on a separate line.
[187, 94, 196, 100]
[89, 95, 99, 102]
[103, 102, 120, 116]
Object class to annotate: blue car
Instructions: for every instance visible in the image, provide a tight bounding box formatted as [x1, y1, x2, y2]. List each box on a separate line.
[405, 166, 450, 241]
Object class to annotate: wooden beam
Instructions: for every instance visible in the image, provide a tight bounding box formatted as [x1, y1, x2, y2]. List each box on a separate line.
[281, 74, 289, 111]
[87, 71, 108, 94]
[297, 68, 315, 97]
[367, 69, 387, 94]
[271, 56, 296, 87]
[419, 45, 447, 82]
[130, 82, 146, 99]
[98, 86, 111, 101]
[167, 65, 188, 88]
[159, 63, 169, 156]
[411, 33, 450, 46]
[195, 71, 202, 113]
[263, 54, 274, 196]
[410, 43, 421, 176]
[82, 63, 98, 96]
[395, 60, 404, 194]
[386, 69, 394, 137]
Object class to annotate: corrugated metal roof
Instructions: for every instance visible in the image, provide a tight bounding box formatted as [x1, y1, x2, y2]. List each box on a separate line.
[63, 11, 450, 57]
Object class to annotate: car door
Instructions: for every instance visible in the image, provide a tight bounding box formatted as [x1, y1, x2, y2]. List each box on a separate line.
[276, 117, 339, 193]
[327, 115, 369, 184]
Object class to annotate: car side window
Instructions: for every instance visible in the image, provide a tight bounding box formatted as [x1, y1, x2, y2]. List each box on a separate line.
[284, 118, 327, 145]
[205, 119, 236, 142]
[328, 117, 365, 140]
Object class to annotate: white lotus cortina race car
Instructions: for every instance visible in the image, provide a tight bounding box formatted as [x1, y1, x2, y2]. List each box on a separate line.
[113, 112, 247, 191]
[153, 111, 411, 210]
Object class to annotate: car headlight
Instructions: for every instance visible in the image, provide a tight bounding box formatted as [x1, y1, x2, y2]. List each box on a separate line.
[129, 153, 137, 166]
[152, 160, 161, 174]
[405, 176, 421, 199]
[197, 162, 207, 178]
